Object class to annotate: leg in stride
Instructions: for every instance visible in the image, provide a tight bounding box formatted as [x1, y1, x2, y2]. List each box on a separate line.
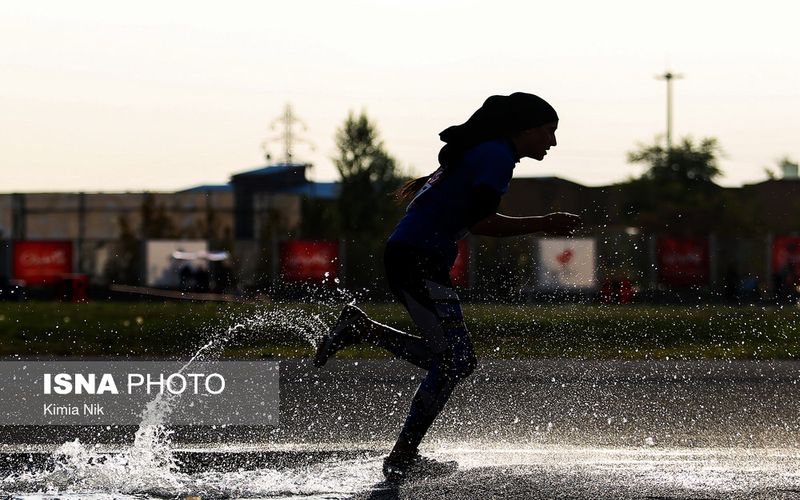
[314, 303, 433, 369]
[382, 279, 477, 481]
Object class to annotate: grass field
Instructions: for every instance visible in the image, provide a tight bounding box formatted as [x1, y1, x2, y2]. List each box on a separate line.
[0, 301, 799, 359]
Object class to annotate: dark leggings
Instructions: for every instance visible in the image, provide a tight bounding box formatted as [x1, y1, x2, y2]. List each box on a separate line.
[377, 241, 477, 454]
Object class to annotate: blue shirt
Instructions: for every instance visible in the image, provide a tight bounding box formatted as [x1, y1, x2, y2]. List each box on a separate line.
[388, 139, 518, 266]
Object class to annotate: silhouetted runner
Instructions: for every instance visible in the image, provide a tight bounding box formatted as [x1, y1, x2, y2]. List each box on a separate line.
[314, 92, 582, 482]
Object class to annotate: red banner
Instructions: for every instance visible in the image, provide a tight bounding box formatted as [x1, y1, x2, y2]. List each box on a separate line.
[279, 240, 339, 284]
[656, 236, 709, 286]
[772, 235, 800, 288]
[450, 239, 470, 288]
[13, 241, 73, 286]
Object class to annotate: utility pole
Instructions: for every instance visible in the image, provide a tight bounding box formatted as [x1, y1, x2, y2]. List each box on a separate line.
[656, 71, 683, 150]
[261, 103, 315, 165]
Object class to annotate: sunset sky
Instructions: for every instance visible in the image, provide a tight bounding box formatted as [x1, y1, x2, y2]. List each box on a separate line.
[2, 0, 798, 192]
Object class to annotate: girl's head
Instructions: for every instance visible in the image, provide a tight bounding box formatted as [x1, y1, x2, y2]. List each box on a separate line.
[438, 92, 558, 164]
[395, 92, 558, 202]
[510, 119, 558, 161]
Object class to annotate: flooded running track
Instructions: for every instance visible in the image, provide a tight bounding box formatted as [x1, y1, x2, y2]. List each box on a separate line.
[3, 446, 800, 499]
[2, 359, 800, 498]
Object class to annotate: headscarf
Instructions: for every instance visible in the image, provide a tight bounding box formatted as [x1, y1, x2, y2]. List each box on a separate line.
[395, 92, 558, 202]
[438, 92, 558, 165]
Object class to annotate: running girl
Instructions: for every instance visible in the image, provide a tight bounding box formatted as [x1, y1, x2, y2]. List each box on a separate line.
[315, 92, 582, 482]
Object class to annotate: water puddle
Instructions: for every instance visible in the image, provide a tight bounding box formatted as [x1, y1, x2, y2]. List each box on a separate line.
[2, 300, 349, 499]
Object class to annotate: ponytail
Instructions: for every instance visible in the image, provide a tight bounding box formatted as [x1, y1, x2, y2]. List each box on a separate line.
[393, 143, 470, 204]
[394, 175, 430, 203]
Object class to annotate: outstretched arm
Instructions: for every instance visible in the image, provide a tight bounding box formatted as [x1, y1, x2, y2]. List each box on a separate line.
[464, 184, 582, 238]
[470, 212, 582, 237]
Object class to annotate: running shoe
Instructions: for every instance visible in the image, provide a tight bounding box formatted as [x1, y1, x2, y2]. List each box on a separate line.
[382, 451, 458, 482]
[313, 304, 367, 367]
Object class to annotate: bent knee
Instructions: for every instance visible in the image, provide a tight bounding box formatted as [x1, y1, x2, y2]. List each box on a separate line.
[446, 351, 477, 381]
[460, 353, 478, 378]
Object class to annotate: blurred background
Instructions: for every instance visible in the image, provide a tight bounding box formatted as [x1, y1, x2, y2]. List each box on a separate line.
[3, 7, 800, 499]
[1, 0, 799, 306]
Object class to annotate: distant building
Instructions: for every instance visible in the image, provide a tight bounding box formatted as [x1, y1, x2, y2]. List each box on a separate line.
[501, 177, 624, 228]
[229, 163, 338, 239]
[0, 163, 336, 285]
[2, 165, 800, 297]
[739, 178, 800, 234]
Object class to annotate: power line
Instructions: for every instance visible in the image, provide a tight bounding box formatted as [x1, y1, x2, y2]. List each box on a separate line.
[260, 103, 315, 164]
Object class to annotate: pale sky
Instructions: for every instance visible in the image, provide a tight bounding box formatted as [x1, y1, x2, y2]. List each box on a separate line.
[2, 0, 799, 192]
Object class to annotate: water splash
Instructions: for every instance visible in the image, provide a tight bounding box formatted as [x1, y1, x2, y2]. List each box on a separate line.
[1, 300, 352, 498]
[4, 442, 384, 498]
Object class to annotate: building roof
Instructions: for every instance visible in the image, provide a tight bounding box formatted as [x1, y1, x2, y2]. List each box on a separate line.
[177, 184, 234, 193]
[177, 180, 338, 199]
[282, 182, 340, 200]
[231, 163, 309, 178]
[743, 177, 800, 188]
[228, 162, 339, 199]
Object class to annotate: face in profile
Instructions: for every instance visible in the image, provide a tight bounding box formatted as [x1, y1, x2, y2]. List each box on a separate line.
[514, 121, 558, 160]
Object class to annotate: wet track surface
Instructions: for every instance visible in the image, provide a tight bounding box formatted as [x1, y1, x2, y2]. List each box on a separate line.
[3, 359, 800, 498]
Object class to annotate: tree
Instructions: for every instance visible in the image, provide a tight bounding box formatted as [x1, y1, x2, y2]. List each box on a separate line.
[764, 156, 799, 180]
[620, 136, 748, 233]
[333, 111, 405, 290]
[334, 111, 404, 235]
[140, 194, 177, 239]
[104, 214, 142, 284]
[629, 136, 723, 185]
